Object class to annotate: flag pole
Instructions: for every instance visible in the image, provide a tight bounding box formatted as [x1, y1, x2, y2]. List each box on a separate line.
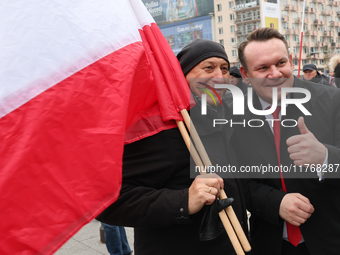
[176, 119, 245, 255]
[297, 0, 306, 78]
[177, 109, 251, 254]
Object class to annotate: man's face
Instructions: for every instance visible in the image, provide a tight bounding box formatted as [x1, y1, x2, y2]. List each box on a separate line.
[186, 57, 230, 106]
[240, 38, 294, 104]
[303, 69, 317, 81]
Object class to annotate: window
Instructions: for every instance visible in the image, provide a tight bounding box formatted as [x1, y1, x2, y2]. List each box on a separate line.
[312, 59, 318, 65]
[219, 39, 224, 46]
[310, 47, 316, 53]
[327, 16, 332, 22]
[230, 13, 234, 21]
[218, 16, 223, 23]
[232, 50, 237, 57]
[237, 13, 242, 22]
[310, 14, 316, 20]
[281, 0, 287, 5]
[310, 3, 315, 8]
[294, 47, 300, 53]
[303, 35, 308, 42]
[292, 12, 298, 19]
[293, 59, 299, 66]
[230, 25, 235, 33]
[304, 47, 309, 54]
[327, 5, 332, 11]
[292, 23, 299, 29]
[219, 28, 223, 35]
[319, 15, 324, 21]
[217, 4, 222, 11]
[229, 1, 234, 8]
[293, 35, 299, 42]
[283, 23, 289, 30]
[231, 38, 236, 45]
[320, 59, 325, 65]
[283, 34, 290, 41]
[318, 3, 323, 10]
[291, 0, 297, 6]
[302, 59, 309, 65]
[282, 11, 288, 17]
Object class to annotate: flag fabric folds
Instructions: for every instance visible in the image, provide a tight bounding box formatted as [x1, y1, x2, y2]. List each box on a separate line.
[0, 0, 190, 254]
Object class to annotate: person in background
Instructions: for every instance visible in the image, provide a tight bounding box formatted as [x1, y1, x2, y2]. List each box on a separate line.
[101, 223, 132, 255]
[229, 66, 250, 95]
[224, 66, 250, 103]
[302, 64, 332, 86]
[329, 54, 340, 88]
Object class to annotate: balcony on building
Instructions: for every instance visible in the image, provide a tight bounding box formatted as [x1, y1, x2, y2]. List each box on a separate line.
[298, 17, 308, 23]
[284, 4, 293, 10]
[313, 19, 320, 25]
[281, 16, 289, 22]
[232, 1, 260, 12]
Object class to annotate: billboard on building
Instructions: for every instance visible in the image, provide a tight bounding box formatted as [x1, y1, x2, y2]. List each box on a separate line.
[159, 15, 212, 55]
[142, 0, 213, 25]
[261, 0, 281, 32]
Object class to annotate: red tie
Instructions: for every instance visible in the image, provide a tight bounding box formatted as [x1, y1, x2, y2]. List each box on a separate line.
[272, 107, 302, 247]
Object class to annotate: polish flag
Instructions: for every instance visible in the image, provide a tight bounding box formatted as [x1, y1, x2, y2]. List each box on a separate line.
[0, 1, 190, 254]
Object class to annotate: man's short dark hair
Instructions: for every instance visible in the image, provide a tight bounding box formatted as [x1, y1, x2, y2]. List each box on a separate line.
[238, 28, 289, 71]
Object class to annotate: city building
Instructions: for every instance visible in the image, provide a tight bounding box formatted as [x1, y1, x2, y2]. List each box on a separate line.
[215, 0, 340, 72]
[143, 0, 340, 73]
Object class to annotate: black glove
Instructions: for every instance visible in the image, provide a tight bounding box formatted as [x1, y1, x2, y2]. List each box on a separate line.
[199, 197, 234, 241]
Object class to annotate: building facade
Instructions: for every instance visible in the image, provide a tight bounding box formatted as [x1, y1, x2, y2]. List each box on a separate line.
[142, 0, 340, 72]
[215, 0, 340, 72]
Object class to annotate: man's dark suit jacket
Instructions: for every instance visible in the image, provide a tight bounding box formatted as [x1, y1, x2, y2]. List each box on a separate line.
[97, 104, 248, 255]
[232, 77, 340, 255]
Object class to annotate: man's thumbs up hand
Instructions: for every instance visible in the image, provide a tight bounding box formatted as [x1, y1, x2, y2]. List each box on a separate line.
[297, 116, 310, 135]
[286, 117, 327, 166]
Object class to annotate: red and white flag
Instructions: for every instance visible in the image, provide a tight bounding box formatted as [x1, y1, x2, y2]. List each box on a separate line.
[0, 1, 190, 254]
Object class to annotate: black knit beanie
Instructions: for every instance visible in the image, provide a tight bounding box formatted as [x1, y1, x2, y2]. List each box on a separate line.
[176, 39, 230, 76]
[229, 66, 242, 78]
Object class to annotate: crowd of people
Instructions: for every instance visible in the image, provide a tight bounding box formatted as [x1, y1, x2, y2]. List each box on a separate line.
[98, 28, 340, 255]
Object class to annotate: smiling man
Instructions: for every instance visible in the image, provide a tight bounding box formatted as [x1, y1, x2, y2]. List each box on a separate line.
[232, 28, 340, 255]
[98, 38, 248, 255]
